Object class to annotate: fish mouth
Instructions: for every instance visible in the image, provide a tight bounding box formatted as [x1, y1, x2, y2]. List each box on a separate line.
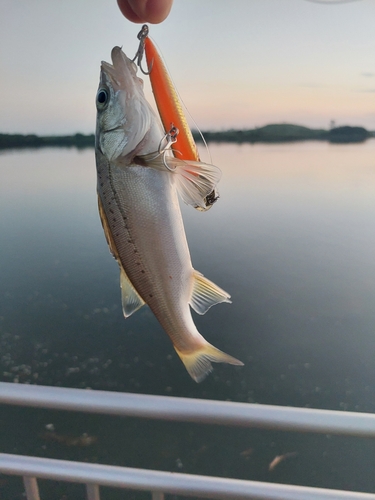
[101, 46, 142, 93]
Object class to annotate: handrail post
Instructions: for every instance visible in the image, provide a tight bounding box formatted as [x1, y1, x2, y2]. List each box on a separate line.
[23, 476, 40, 500]
[152, 492, 165, 500]
[86, 483, 100, 500]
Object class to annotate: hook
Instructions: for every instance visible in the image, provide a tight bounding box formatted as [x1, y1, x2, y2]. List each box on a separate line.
[158, 125, 179, 171]
[132, 24, 152, 75]
[135, 126, 180, 172]
[158, 125, 179, 154]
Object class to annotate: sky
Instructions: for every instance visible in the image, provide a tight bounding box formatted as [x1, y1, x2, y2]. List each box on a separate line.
[1, 0, 375, 135]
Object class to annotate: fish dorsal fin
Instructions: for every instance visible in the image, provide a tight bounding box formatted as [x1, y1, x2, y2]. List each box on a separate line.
[190, 271, 231, 315]
[165, 156, 221, 210]
[120, 266, 145, 318]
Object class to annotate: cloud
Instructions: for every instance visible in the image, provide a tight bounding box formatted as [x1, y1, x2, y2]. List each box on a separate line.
[361, 72, 375, 78]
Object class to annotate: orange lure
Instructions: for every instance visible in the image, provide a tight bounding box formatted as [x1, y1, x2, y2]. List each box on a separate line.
[133, 25, 218, 209]
[144, 36, 200, 163]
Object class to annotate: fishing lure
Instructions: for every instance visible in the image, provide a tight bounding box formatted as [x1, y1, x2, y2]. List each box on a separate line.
[133, 25, 218, 210]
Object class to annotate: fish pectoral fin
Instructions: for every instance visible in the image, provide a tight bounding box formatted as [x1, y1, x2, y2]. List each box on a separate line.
[190, 271, 231, 315]
[120, 267, 145, 318]
[174, 343, 244, 383]
[165, 156, 221, 210]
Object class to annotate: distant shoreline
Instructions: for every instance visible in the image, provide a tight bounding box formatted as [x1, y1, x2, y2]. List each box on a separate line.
[193, 125, 374, 145]
[0, 125, 373, 150]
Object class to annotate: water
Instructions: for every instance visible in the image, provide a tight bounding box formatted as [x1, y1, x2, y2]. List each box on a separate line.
[0, 142, 375, 498]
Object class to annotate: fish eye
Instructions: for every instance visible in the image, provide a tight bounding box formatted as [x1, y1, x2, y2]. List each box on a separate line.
[96, 88, 109, 108]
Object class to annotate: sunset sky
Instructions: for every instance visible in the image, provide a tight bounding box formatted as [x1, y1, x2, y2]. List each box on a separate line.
[1, 0, 375, 135]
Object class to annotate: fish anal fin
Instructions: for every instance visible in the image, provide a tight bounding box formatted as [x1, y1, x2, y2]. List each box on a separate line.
[190, 271, 231, 315]
[120, 267, 145, 318]
[175, 343, 244, 383]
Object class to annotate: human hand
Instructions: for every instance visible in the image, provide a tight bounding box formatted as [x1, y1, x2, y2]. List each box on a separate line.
[117, 0, 173, 24]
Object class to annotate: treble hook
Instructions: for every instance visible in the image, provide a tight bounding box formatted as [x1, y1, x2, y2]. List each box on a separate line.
[157, 125, 179, 171]
[136, 125, 179, 171]
[158, 125, 179, 154]
[132, 24, 151, 75]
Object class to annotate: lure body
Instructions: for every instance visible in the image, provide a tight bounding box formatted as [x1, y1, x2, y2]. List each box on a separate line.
[144, 36, 218, 210]
[145, 36, 200, 162]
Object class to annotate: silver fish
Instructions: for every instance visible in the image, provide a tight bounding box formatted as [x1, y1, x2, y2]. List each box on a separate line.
[95, 47, 243, 382]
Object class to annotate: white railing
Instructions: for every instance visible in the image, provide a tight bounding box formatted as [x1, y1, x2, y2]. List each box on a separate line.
[0, 381, 375, 500]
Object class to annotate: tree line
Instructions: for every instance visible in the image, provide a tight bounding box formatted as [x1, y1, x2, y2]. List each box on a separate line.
[0, 125, 372, 150]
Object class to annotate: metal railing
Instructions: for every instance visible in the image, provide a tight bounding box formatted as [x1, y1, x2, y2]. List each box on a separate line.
[1, 381, 375, 500]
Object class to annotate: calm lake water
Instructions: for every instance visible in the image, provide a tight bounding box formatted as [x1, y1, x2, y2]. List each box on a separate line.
[0, 141, 375, 498]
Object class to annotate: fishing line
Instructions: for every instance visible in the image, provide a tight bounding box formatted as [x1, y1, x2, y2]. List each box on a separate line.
[148, 37, 213, 165]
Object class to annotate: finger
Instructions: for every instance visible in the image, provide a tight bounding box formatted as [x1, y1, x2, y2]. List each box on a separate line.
[118, 0, 173, 24]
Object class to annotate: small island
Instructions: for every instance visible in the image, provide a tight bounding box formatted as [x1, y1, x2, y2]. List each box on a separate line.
[0, 125, 373, 151]
[194, 124, 372, 144]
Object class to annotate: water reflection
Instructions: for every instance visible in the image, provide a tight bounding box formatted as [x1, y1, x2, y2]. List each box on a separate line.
[183, 143, 375, 399]
[1, 143, 375, 498]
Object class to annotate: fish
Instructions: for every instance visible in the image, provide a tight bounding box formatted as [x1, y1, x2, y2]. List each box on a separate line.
[268, 452, 298, 471]
[240, 447, 254, 458]
[40, 431, 97, 447]
[95, 46, 243, 382]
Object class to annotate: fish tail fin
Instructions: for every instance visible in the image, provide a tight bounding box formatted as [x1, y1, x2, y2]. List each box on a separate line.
[174, 343, 244, 383]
